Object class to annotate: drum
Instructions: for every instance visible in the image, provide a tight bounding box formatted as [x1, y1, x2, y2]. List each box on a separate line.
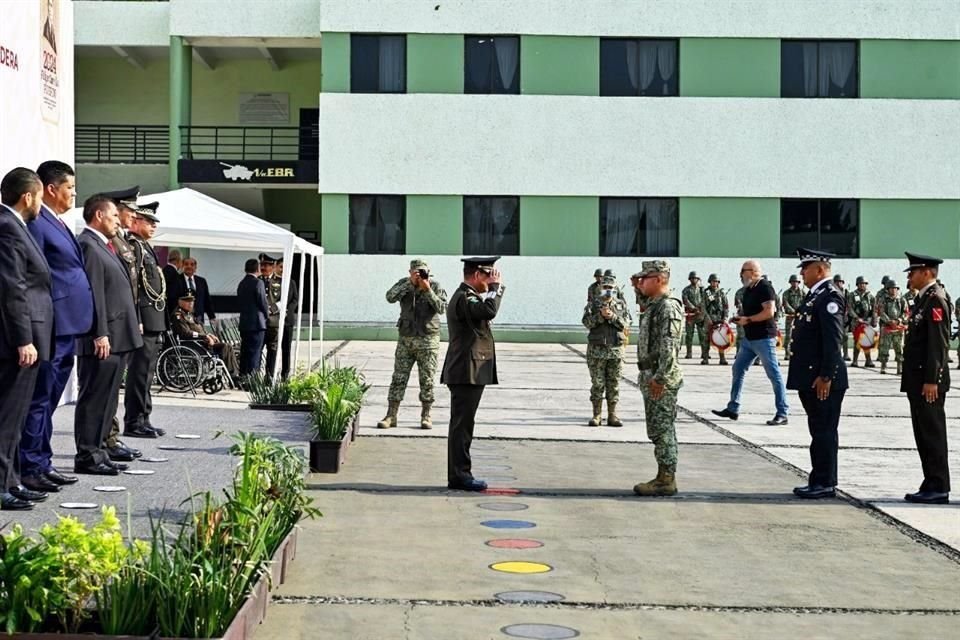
[710, 322, 736, 351]
[853, 323, 877, 349]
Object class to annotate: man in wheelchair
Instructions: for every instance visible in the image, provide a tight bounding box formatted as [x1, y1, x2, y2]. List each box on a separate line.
[170, 293, 240, 380]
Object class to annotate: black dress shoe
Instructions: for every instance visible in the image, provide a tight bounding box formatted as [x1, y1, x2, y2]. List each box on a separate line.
[44, 469, 78, 485]
[1, 494, 34, 510]
[74, 462, 120, 476]
[107, 445, 135, 462]
[145, 424, 166, 437]
[107, 461, 129, 471]
[766, 415, 789, 426]
[448, 478, 488, 492]
[711, 408, 739, 421]
[21, 474, 60, 493]
[9, 485, 48, 502]
[793, 484, 836, 499]
[115, 441, 142, 458]
[123, 425, 159, 439]
[904, 490, 949, 505]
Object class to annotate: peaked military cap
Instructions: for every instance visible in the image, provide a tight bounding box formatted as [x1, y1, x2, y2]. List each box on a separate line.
[639, 260, 671, 277]
[179, 292, 196, 301]
[708, 273, 719, 283]
[134, 201, 159, 222]
[100, 185, 140, 208]
[688, 271, 698, 279]
[796, 247, 835, 268]
[461, 256, 500, 272]
[258, 253, 277, 264]
[903, 252, 943, 272]
[855, 276, 868, 285]
[788, 274, 799, 283]
[593, 268, 603, 277]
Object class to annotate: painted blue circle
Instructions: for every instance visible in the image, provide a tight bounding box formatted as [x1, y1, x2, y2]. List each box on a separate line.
[481, 519, 536, 529]
[501, 623, 580, 639]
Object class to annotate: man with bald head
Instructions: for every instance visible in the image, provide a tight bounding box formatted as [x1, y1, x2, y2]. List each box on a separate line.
[712, 259, 789, 426]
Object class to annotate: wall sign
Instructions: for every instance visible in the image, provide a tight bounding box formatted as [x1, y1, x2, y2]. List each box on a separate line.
[179, 159, 319, 184]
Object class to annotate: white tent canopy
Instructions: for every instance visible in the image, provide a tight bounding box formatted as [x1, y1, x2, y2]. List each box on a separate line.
[68, 187, 325, 375]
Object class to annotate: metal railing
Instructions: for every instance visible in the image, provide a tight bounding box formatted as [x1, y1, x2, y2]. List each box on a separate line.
[181, 125, 318, 161]
[75, 124, 169, 164]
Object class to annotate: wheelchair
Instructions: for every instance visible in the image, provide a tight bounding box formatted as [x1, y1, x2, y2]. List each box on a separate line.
[156, 330, 235, 395]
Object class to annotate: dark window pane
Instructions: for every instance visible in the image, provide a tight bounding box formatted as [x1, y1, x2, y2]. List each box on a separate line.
[781, 41, 811, 98]
[818, 41, 857, 98]
[465, 37, 494, 94]
[377, 35, 406, 93]
[780, 199, 819, 257]
[600, 198, 639, 256]
[782, 40, 857, 98]
[638, 198, 679, 255]
[780, 199, 858, 258]
[465, 36, 520, 94]
[350, 34, 406, 93]
[600, 39, 638, 96]
[637, 41, 678, 97]
[819, 199, 858, 257]
[349, 195, 405, 254]
[463, 196, 520, 255]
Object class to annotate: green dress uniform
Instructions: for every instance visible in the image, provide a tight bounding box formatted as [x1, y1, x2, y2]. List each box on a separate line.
[171, 304, 240, 377]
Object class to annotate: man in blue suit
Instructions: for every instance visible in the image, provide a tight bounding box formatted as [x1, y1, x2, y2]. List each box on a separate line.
[19, 162, 93, 492]
[237, 258, 268, 376]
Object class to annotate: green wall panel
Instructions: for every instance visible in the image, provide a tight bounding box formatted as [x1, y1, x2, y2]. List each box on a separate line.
[860, 40, 960, 99]
[407, 195, 463, 254]
[408, 35, 464, 93]
[521, 36, 599, 96]
[320, 194, 349, 253]
[679, 38, 780, 97]
[76, 57, 170, 124]
[521, 196, 599, 256]
[860, 200, 960, 259]
[263, 189, 322, 238]
[320, 32, 350, 93]
[679, 198, 780, 258]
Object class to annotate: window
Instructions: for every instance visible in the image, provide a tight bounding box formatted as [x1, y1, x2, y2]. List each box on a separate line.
[780, 199, 859, 258]
[600, 39, 678, 96]
[349, 195, 406, 254]
[599, 198, 679, 257]
[463, 196, 520, 255]
[781, 40, 858, 98]
[465, 36, 520, 94]
[350, 34, 406, 93]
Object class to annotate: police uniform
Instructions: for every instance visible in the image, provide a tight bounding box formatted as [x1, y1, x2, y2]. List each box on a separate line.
[171, 294, 240, 378]
[901, 253, 951, 504]
[787, 249, 848, 499]
[440, 256, 504, 491]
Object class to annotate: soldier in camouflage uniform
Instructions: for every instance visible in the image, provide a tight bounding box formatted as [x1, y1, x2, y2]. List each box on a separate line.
[877, 280, 906, 375]
[849, 276, 876, 367]
[938, 280, 955, 364]
[633, 260, 683, 497]
[681, 271, 706, 360]
[733, 285, 746, 355]
[834, 274, 851, 361]
[582, 275, 631, 427]
[700, 274, 729, 365]
[586, 268, 603, 303]
[378, 259, 448, 429]
[781, 274, 805, 361]
[604, 269, 628, 306]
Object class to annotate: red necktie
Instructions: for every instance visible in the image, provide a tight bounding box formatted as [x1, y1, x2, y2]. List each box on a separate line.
[107, 242, 117, 254]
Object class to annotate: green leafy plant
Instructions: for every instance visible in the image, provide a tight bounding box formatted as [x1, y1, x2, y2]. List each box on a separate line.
[0, 525, 64, 633]
[286, 370, 327, 404]
[310, 382, 359, 441]
[244, 371, 293, 405]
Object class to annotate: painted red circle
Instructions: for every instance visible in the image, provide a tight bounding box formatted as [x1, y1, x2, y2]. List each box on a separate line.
[486, 538, 544, 549]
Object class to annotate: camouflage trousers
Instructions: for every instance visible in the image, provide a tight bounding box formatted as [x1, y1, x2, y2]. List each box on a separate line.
[387, 335, 440, 404]
[684, 320, 706, 349]
[878, 331, 903, 364]
[783, 318, 794, 358]
[586, 345, 624, 403]
[735, 325, 745, 353]
[639, 382, 679, 473]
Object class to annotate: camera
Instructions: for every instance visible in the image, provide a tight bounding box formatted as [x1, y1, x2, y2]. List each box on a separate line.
[417, 268, 429, 280]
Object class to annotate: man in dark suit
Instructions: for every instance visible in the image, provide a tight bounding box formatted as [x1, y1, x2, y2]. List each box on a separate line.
[0, 168, 55, 509]
[169, 257, 215, 324]
[440, 256, 505, 491]
[162, 249, 182, 312]
[901, 252, 952, 504]
[73, 195, 143, 476]
[786, 248, 849, 499]
[237, 258, 268, 376]
[124, 203, 167, 439]
[20, 161, 92, 493]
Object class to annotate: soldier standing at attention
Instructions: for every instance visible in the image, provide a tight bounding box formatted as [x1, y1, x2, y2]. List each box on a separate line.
[378, 260, 447, 430]
[633, 260, 683, 497]
[733, 285, 746, 356]
[441, 257, 504, 491]
[681, 272, 705, 360]
[582, 275, 631, 427]
[781, 274, 805, 362]
[700, 274, 729, 365]
[587, 268, 603, 303]
[878, 280, 907, 375]
[901, 253, 951, 504]
[833, 274, 851, 361]
[259, 254, 281, 380]
[849, 276, 877, 368]
[630, 272, 649, 326]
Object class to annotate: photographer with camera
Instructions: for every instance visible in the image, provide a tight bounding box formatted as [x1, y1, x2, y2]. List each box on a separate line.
[582, 274, 632, 427]
[378, 259, 448, 430]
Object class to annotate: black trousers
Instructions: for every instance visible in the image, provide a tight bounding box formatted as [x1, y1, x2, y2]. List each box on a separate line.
[907, 392, 951, 493]
[0, 359, 39, 490]
[124, 332, 162, 429]
[240, 330, 265, 376]
[447, 384, 485, 484]
[281, 325, 294, 380]
[798, 388, 845, 487]
[75, 352, 125, 466]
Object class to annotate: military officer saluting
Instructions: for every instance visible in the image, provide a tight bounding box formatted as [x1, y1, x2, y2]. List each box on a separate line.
[901, 252, 952, 504]
[781, 274, 805, 362]
[788, 249, 848, 499]
[581, 274, 631, 427]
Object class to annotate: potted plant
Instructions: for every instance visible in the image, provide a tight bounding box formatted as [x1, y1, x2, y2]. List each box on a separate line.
[245, 371, 296, 409]
[308, 383, 357, 472]
[326, 365, 369, 442]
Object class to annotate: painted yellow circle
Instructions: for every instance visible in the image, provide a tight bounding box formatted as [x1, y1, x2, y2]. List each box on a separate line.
[490, 561, 553, 574]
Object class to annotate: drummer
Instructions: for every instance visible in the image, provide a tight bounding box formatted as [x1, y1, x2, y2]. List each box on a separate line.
[701, 273, 730, 365]
[848, 276, 877, 368]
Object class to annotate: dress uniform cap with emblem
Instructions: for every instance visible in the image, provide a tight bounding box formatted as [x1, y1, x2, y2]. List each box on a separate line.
[593, 268, 603, 277]
[855, 276, 868, 286]
[903, 251, 943, 272]
[99, 185, 140, 208]
[258, 253, 277, 264]
[639, 259, 671, 277]
[789, 274, 799, 283]
[708, 273, 719, 283]
[410, 258, 429, 271]
[134, 201, 160, 222]
[795, 247, 835, 268]
[461, 256, 500, 273]
[179, 292, 196, 301]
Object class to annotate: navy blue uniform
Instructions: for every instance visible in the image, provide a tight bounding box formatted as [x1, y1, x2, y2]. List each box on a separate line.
[786, 281, 848, 488]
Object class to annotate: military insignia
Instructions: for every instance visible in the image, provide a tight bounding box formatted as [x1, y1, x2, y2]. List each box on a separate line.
[932, 308, 943, 322]
[826, 301, 839, 314]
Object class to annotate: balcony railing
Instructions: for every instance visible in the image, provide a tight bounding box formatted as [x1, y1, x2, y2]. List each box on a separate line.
[181, 125, 318, 162]
[75, 124, 169, 164]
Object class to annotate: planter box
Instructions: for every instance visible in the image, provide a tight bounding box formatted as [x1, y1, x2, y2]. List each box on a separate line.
[269, 526, 298, 587]
[309, 435, 348, 473]
[350, 411, 360, 442]
[248, 403, 311, 412]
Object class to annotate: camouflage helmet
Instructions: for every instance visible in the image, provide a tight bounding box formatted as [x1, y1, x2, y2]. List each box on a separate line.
[880, 275, 891, 286]
[593, 268, 603, 277]
[855, 275, 868, 286]
[833, 274, 844, 283]
[688, 271, 699, 280]
[886, 280, 899, 289]
[708, 273, 719, 283]
[601, 274, 617, 287]
[789, 274, 799, 283]
[603, 269, 615, 278]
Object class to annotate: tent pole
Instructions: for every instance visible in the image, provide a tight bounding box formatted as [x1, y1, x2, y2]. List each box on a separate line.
[318, 252, 324, 357]
[307, 253, 314, 368]
[294, 245, 307, 372]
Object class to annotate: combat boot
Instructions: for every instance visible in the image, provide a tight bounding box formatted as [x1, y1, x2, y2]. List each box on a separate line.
[719, 353, 728, 366]
[376, 402, 400, 429]
[864, 353, 876, 368]
[633, 465, 678, 497]
[607, 402, 623, 427]
[420, 403, 433, 429]
[897, 362, 903, 376]
[880, 362, 886, 374]
[684, 345, 692, 359]
[588, 400, 602, 427]
[851, 350, 859, 367]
